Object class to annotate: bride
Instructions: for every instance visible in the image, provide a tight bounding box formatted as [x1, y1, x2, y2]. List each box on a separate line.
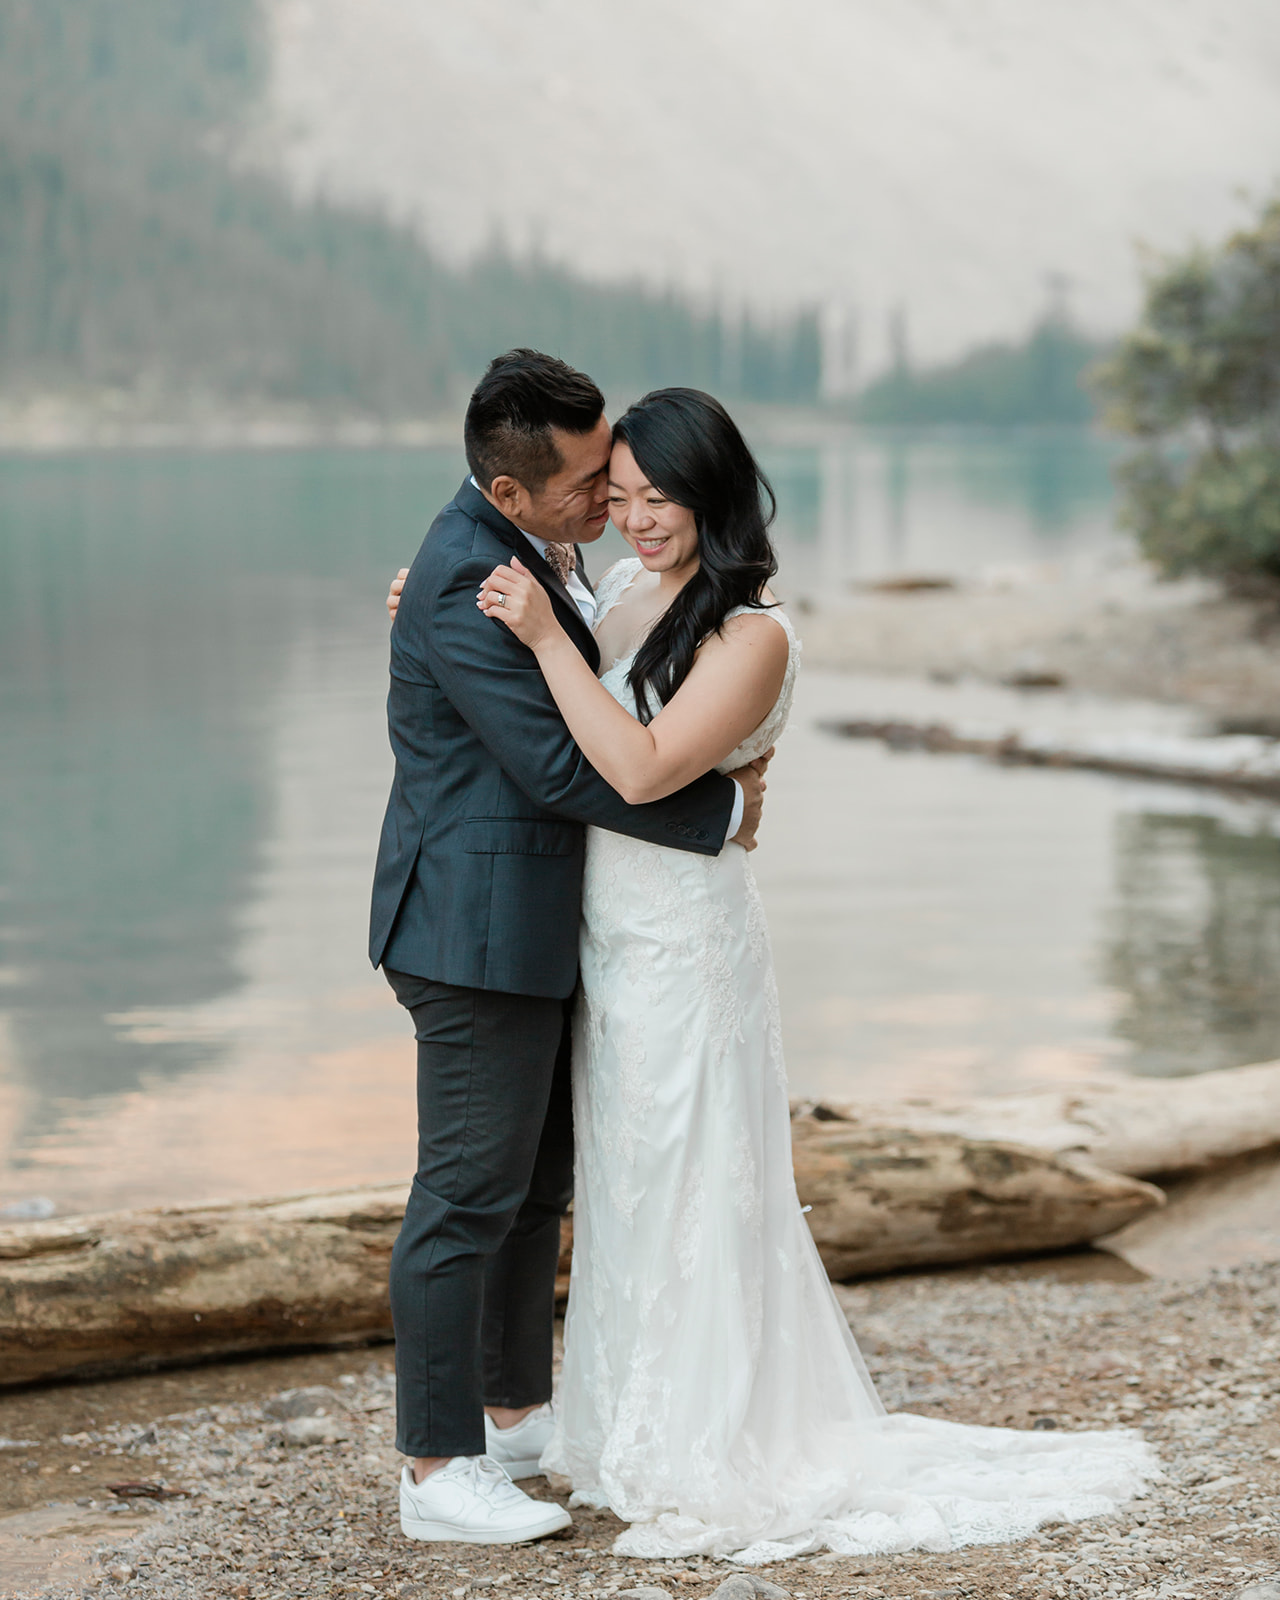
[405, 387, 1158, 1562]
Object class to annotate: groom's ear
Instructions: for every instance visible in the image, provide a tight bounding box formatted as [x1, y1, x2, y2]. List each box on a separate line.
[488, 474, 528, 524]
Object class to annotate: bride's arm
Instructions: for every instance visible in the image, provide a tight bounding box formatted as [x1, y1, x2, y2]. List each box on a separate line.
[479, 558, 787, 805]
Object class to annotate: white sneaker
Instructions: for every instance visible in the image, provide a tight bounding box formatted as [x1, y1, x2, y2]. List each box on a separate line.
[484, 1403, 555, 1480]
[399, 1455, 571, 1544]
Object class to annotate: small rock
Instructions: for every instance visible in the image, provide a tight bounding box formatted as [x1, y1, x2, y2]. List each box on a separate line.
[264, 1385, 343, 1421]
[1003, 667, 1066, 690]
[1078, 1350, 1133, 1377]
[1032, 1416, 1059, 1430]
[280, 1415, 350, 1447]
[106, 1566, 135, 1583]
[711, 1577, 790, 1600]
[105, 1480, 186, 1500]
[1234, 1585, 1280, 1600]
[614, 1590, 671, 1600]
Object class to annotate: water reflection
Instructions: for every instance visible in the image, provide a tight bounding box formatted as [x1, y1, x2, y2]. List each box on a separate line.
[0, 448, 462, 1176]
[1, 430, 1276, 1212]
[754, 426, 1121, 599]
[1108, 806, 1280, 1078]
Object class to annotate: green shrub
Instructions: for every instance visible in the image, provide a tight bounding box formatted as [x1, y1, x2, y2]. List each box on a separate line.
[1094, 199, 1280, 587]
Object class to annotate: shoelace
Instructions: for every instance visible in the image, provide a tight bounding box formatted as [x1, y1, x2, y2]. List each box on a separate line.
[457, 1455, 522, 1505]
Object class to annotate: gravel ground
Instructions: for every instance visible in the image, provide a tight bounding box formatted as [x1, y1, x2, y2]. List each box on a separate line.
[3, 1254, 1278, 1600]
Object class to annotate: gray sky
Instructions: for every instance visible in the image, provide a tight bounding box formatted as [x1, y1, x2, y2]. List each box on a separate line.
[256, 0, 1280, 370]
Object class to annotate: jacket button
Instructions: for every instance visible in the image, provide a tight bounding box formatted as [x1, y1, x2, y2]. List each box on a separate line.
[666, 822, 677, 832]
[697, 830, 707, 841]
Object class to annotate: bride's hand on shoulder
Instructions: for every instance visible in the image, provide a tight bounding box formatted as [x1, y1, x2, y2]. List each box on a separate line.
[386, 567, 409, 622]
[478, 558, 562, 650]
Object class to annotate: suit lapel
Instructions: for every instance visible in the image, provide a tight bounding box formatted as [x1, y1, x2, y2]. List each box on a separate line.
[455, 479, 600, 670]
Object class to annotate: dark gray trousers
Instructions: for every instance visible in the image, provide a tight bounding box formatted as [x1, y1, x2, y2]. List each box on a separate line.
[383, 969, 574, 1460]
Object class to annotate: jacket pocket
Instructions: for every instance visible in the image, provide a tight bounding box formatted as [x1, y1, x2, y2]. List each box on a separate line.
[461, 817, 579, 856]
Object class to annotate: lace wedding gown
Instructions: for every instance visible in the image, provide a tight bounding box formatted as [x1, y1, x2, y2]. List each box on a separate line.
[541, 559, 1158, 1562]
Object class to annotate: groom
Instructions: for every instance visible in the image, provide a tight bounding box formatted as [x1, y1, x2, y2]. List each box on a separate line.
[371, 349, 765, 1543]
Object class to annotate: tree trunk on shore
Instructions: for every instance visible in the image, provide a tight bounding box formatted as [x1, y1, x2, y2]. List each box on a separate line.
[0, 1133, 1161, 1387]
[792, 1056, 1280, 1177]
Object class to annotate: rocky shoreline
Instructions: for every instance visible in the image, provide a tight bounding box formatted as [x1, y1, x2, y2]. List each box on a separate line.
[3, 1255, 1277, 1600]
[797, 566, 1280, 726]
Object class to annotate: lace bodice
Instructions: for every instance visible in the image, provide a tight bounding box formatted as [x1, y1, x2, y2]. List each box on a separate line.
[591, 558, 799, 768]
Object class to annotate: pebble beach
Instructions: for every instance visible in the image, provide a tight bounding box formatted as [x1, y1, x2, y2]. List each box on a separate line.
[3, 1253, 1277, 1600]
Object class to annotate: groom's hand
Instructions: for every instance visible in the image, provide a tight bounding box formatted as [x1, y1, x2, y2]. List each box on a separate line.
[727, 748, 774, 852]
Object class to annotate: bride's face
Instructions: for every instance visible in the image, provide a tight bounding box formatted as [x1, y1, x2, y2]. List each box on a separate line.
[607, 442, 699, 578]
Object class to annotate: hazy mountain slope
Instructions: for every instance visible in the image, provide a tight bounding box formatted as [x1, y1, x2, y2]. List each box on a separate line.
[254, 0, 1280, 368]
[0, 0, 818, 412]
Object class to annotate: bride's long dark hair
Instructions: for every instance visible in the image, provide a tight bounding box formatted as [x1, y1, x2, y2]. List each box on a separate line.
[613, 388, 778, 724]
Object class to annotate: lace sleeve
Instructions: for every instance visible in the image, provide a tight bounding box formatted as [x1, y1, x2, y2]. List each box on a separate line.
[591, 557, 644, 624]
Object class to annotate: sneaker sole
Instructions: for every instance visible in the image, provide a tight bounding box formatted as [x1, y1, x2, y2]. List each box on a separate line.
[400, 1505, 571, 1544]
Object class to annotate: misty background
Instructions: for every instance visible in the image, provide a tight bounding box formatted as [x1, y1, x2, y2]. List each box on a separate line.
[3, 0, 1278, 422]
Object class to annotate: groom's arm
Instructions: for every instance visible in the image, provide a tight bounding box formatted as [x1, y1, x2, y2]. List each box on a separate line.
[414, 556, 736, 854]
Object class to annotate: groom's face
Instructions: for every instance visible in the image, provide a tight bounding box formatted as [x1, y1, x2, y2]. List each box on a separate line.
[494, 417, 613, 546]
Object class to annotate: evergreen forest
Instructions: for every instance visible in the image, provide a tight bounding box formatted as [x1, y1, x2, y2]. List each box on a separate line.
[855, 314, 1103, 426]
[0, 0, 820, 413]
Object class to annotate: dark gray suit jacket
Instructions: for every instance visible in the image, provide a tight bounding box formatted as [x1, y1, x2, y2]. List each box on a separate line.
[370, 479, 736, 999]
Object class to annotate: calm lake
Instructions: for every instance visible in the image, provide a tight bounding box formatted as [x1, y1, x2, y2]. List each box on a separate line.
[2, 426, 1279, 1215]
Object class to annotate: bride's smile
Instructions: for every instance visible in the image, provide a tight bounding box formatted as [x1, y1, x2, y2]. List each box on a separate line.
[608, 441, 701, 581]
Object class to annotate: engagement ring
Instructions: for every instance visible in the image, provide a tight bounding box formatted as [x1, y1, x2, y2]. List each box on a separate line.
[495, 593, 507, 607]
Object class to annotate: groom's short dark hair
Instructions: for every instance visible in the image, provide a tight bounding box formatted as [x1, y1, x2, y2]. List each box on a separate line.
[465, 350, 606, 493]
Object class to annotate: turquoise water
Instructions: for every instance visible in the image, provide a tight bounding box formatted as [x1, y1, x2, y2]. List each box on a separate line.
[1, 429, 1277, 1214]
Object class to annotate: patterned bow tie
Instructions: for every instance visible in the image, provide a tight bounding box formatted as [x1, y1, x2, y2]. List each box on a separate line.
[542, 542, 577, 585]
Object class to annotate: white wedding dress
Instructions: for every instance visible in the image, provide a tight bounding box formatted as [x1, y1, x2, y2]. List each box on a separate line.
[542, 559, 1158, 1562]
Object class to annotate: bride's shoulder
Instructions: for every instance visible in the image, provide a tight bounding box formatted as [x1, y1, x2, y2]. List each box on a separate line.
[705, 606, 792, 675]
[721, 597, 794, 643]
[720, 606, 791, 642]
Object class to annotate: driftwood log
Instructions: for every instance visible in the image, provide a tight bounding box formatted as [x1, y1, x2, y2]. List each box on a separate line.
[792, 1056, 1280, 1178]
[0, 1189, 403, 1387]
[789, 1124, 1160, 1279]
[821, 717, 1280, 800]
[0, 1130, 1161, 1387]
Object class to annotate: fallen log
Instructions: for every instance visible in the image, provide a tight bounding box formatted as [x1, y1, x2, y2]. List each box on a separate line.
[0, 1133, 1161, 1387]
[821, 717, 1280, 799]
[0, 1188, 403, 1387]
[792, 1056, 1280, 1178]
[790, 1125, 1162, 1280]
